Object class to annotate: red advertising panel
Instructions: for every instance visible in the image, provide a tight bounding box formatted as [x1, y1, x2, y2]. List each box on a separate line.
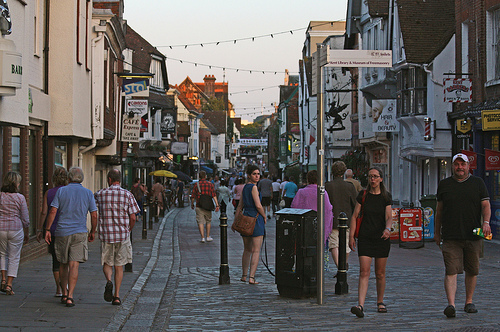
[399, 208, 423, 242]
[461, 150, 477, 170]
[485, 149, 500, 170]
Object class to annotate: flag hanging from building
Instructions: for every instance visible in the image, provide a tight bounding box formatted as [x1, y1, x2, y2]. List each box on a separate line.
[485, 149, 500, 170]
[460, 150, 477, 170]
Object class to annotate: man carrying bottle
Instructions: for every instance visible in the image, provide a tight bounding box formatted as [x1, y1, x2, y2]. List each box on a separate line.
[434, 153, 491, 318]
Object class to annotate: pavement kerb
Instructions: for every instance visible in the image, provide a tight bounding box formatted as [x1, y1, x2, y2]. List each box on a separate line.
[103, 209, 176, 331]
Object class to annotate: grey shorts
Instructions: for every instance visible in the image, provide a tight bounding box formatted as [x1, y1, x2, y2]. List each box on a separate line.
[195, 207, 212, 225]
[54, 232, 88, 264]
[442, 239, 481, 275]
[328, 229, 351, 253]
[101, 237, 132, 267]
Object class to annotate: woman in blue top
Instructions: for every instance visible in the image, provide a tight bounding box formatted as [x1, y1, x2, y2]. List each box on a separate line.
[236, 165, 266, 284]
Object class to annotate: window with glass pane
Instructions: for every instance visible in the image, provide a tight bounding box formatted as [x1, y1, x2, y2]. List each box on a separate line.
[493, 9, 500, 80]
[11, 127, 21, 172]
[55, 141, 67, 168]
[396, 67, 427, 116]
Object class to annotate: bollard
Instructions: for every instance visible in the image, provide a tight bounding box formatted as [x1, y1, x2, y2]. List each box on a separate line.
[148, 198, 154, 230]
[142, 205, 148, 239]
[219, 202, 230, 284]
[335, 212, 349, 295]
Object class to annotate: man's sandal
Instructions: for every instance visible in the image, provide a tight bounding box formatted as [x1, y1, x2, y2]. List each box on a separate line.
[351, 305, 364, 318]
[0, 280, 6, 293]
[112, 297, 122, 305]
[61, 295, 68, 304]
[377, 302, 388, 313]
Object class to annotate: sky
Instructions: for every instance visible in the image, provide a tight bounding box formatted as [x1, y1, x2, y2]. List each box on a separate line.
[123, 0, 348, 122]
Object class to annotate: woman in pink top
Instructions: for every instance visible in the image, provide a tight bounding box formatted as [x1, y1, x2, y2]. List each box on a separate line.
[291, 170, 333, 245]
[231, 178, 245, 213]
[0, 172, 29, 295]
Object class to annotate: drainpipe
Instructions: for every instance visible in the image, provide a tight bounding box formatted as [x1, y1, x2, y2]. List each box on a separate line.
[78, 31, 104, 167]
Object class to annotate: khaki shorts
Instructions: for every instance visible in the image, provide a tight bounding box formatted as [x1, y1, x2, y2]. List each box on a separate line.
[101, 237, 132, 267]
[328, 229, 351, 254]
[54, 232, 88, 264]
[442, 239, 481, 275]
[195, 207, 212, 225]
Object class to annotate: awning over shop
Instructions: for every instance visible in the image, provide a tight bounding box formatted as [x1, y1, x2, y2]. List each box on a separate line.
[201, 165, 213, 174]
[448, 98, 500, 120]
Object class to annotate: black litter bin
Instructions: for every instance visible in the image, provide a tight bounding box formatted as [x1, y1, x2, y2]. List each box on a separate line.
[275, 208, 317, 298]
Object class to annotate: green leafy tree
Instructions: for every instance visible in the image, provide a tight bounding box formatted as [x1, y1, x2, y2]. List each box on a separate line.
[240, 122, 263, 138]
[201, 97, 225, 112]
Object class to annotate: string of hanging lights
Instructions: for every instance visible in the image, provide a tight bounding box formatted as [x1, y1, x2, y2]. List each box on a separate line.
[156, 21, 339, 49]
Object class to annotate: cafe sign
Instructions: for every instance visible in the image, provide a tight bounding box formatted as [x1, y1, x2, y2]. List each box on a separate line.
[481, 110, 500, 131]
[121, 115, 141, 142]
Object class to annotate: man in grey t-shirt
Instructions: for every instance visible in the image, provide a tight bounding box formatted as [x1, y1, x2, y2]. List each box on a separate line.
[257, 173, 273, 219]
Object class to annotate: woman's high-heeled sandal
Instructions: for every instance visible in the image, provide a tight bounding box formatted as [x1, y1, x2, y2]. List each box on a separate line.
[240, 275, 247, 282]
[5, 285, 15, 295]
[249, 276, 259, 285]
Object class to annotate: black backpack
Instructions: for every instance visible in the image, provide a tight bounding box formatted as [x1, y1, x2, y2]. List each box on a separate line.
[197, 182, 215, 211]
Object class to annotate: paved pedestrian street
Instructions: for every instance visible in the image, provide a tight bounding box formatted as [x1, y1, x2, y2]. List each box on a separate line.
[1, 206, 499, 331]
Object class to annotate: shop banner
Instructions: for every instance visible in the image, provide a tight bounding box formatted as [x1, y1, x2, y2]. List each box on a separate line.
[485, 149, 500, 170]
[160, 109, 177, 136]
[122, 78, 149, 97]
[482, 110, 500, 131]
[461, 150, 477, 169]
[372, 100, 399, 132]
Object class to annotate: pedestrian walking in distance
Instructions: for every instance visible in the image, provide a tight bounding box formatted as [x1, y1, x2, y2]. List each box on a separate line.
[349, 167, 392, 318]
[191, 171, 219, 243]
[44, 167, 98, 307]
[235, 165, 266, 284]
[325, 161, 357, 277]
[94, 169, 140, 306]
[37, 167, 68, 298]
[0, 171, 30, 296]
[435, 153, 491, 318]
[257, 173, 273, 219]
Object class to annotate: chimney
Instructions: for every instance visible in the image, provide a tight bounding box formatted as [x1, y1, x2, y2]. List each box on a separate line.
[203, 75, 216, 98]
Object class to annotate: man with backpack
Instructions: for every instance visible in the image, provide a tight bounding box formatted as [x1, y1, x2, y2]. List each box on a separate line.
[191, 171, 219, 243]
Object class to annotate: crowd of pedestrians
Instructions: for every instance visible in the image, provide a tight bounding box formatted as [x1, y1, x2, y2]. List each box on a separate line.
[0, 153, 492, 320]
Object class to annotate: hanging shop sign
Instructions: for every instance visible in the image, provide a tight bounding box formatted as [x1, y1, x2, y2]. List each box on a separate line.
[460, 150, 477, 170]
[171, 141, 188, 155]
[122, 78, 149, 97]
[160, 109, 177, 137]
[121, 115, 141, 142]
[0, 38, 22, 96]
[372, 99, 399, 132]
[481, 110, 500, 131]
[455, 119, 472, 139]
[443, 78, 472, 103]
[126, 99, 148, 117]
[485, 149, 500, 170]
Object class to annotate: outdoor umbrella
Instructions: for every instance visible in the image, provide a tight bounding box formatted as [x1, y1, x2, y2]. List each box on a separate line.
[173, 170, 192, 182]
[149, 170, 178, 178]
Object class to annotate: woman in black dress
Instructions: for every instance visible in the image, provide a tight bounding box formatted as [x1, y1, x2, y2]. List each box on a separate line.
[349, 167, 392, 317]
